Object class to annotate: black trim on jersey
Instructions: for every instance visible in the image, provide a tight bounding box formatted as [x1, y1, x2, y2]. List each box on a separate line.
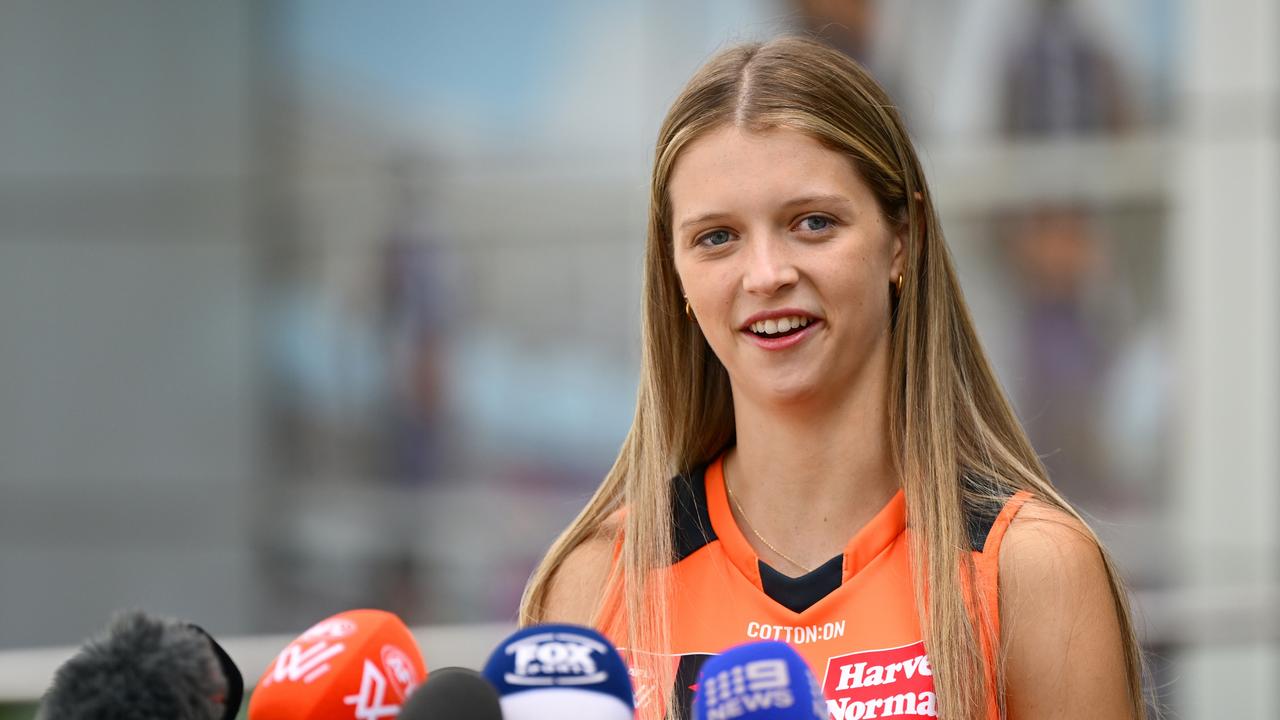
[671, 465, 717, 562]
[758, 555, 844, 613]
[669, 653, 714, 720]
[672, 464, 1015, 590]
[963, 476, 1016, 553]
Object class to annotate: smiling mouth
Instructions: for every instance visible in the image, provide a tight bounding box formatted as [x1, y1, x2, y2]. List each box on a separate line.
[746, 315, 812, 339]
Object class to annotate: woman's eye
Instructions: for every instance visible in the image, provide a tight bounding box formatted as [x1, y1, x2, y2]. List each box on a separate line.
[799, 215, 832, 232]
[698, 229, 733, 247]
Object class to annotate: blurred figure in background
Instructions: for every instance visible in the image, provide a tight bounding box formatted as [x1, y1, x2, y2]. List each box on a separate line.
[790, 0, 878, 66]
[997, 0, 1164, 518]
[378, 152, 458, 488]
[1002, 0, 1131, 136]
[1006, 205, 1119, 510]
[261, 152, 461, 625]
[788, 0, 912, 124]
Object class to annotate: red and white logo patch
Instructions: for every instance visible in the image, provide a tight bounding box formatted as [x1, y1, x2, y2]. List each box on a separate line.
[380, 645, 420, 701]
[821, 641, 937, 719]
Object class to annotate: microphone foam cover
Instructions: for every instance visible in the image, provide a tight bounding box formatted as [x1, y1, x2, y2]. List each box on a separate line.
[187, 624, 244, 720]
[248, 609, 427, 720]
[693, 641, 827, 719]
[398, 667, 502, 720]
[38, 611, 232, 720]
[482, 623, 633, 720]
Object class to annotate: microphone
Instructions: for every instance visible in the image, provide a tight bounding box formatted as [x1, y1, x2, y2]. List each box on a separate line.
[481, 623, 633, 719]
[248, 609, 427, 720]
[37, 610, 244, 720]
[398, 667, 503, 720]
[693, 641, 827, 720]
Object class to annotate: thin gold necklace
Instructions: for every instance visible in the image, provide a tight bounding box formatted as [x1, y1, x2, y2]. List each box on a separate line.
[725, 480, 813, 574]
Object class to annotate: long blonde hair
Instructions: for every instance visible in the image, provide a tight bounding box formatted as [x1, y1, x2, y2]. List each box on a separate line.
[520, 37, 1146, 720]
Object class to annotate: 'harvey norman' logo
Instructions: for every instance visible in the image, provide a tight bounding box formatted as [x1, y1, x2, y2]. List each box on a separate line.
[822, 641, 937, 719]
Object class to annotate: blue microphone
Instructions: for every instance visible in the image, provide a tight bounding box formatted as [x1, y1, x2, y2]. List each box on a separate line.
[481, 623, 633, 719]
[693, 641, 827, 720]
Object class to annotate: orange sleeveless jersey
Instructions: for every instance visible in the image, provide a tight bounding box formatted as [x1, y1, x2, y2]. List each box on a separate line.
[595, 455, 1030, 720]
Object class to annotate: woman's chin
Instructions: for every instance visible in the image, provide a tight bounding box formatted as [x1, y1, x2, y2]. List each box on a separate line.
[753, 377, 827, 408]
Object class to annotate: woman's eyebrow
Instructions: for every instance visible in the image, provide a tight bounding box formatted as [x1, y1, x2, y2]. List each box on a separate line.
[779, 193, 852, 209]
[677, 195, 852, 232]
[678, 211, 734, 232]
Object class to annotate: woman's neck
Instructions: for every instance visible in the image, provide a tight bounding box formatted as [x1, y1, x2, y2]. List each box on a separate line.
[723, 373, 900, 574]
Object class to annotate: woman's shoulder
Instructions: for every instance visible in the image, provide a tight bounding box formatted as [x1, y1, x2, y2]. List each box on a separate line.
[997, 498, 1134, 717]
[998, 497, 1111, 607]
[999, 498, 1101, 576]
[540, 513, 624, 626]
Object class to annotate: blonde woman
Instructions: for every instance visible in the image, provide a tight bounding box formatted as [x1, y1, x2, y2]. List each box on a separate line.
[520, 38, 1146, 720]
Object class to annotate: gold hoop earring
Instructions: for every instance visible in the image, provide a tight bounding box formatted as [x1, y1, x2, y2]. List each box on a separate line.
[894, 274, 904, 297]
[684, 298, 694, 321]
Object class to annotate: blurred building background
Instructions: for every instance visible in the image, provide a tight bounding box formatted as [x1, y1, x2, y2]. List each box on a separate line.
[0, 0, 1275, 717]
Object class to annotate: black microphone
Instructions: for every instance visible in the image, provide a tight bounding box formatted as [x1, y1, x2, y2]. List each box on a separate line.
[38, 610, 244, 720]
[399, 667, 503, 720]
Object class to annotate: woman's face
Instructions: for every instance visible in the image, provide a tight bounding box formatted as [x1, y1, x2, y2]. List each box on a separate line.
[669, 125, 904, 407]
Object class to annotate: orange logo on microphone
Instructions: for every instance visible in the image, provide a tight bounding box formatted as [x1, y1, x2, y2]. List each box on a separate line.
[248, 610, 428, 720]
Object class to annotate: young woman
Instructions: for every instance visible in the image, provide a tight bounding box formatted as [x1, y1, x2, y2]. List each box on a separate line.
[520, 37, 1146, 720]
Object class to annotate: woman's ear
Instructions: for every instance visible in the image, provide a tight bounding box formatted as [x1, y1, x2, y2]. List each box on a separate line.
[890, 192, 921, 280]
[890, 225, 907, 280]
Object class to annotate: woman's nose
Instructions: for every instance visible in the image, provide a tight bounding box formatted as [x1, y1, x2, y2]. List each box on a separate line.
[741, 235, 799, 296]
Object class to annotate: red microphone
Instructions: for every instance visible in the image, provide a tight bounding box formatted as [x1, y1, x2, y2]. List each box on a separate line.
[248, 609, 427, 720]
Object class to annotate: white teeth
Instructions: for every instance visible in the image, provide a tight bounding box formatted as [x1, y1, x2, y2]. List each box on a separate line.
[749, 315, 811, 335]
